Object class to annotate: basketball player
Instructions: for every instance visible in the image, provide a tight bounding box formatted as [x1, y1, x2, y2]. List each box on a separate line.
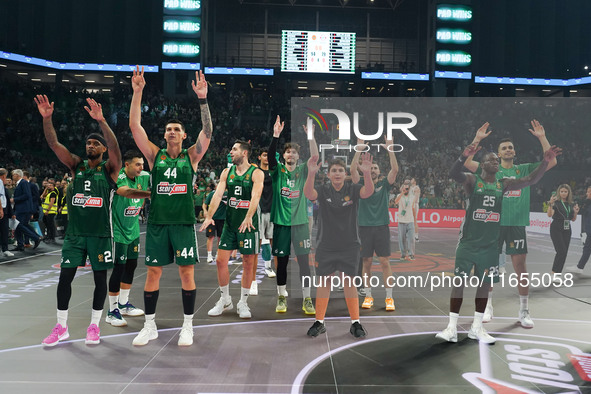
[267, 116, 318, 314]
[201, 140, 264, 319]
[36, 95, 122, 346]
[436, 140, 560, 344]
[129, 66, 212, 347]
[464, 120, 557, 327]
[105, 150, 151, 327]
[350, 137, 398, 311]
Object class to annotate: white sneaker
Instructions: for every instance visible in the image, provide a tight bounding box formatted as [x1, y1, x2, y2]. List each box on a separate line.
[468, 325, 496, 344]
[207, 255, 214, 264]
[208, 297, 233, 316]
[566, 265, 584, 274]
[237, 300, 251, 319]
[483, 304, 493, 323]
[435, 326, 457, 343]
[178, 324, 193, 346]
[3, 250, 14, 257]
[249, 281, 258, 296]
[264, 268, 276, 278]
[132, 320, 158, 346]
[519, 310, 534, 328]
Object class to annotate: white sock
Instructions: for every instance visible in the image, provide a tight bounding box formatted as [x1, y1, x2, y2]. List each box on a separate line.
[385, 287, 393, 299]
[57, 309, 68, 327]
[264, 260, 271, 269]
[91, 309, 102, 326]
[365, 287, 373, 297]
[119, 289, 130, 305]
[486, 291, 493, 309]
[109, 295, 118, 312]
[207, 251, 213, 259]
[448, 312, 459, 329]
[317, 319, 324, 324]
[183, 314, 194, 327]
[302, 287, 311, 299]
[278, 285, 288, 296]
[351, 319, 360, 324]
[472, 312, 484, 329]
[240, 287, 250, 303]
[220, 285, 230, 301]
[519, 295, 529, 311]
[145, 314, 156, 323]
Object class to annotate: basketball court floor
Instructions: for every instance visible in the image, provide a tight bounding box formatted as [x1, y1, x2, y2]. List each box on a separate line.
[0, 226, 590, 393]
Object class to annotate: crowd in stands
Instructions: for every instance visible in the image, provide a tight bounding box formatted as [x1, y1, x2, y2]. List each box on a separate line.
[1, 77, 589, 210]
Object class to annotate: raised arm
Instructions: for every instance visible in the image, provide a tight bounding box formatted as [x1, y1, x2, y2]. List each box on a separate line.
[383, 136, 399, 185]
[528, 119, 557, 171]
[504, 146, 561, 191]
[187, 70, 212, 168]
[34, 95, 81, 172]
[349, 138, 365, 184]
[450, 142, 480, 194]
[268, 115, 284, 171]
[238, 169, 264, 233]
[358, 153, 375, 199]
[303, 117, 319, 161]
[463, 122, 492, 173]
[304, 155, 320, 201]
[129, 66, 159, 168]
[84, 98, 121, 182]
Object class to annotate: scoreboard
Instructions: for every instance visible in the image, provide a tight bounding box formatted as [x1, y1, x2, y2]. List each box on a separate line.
[281, 30, 356, 74]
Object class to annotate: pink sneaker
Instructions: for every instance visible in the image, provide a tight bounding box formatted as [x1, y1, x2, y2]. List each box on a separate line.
[42, 324, 69, 347]
[85, 324, 100, 345]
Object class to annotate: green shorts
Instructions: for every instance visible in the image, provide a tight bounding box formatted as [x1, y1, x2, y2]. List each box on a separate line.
[272, 223, 311, 257]
[454, 244, 500, 284]
[218, 225, 259, 255]
[61, 234, 114, 271]
[145, 224, 198, 266]
[115, 237, 140, 265]
[498, 226, 528, 255]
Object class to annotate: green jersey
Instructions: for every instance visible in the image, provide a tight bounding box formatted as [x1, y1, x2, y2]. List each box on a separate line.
[358, 178, 390, 226]
[225, 164, 258, 231]
[112, 168, 150, 244]
[149, 149, 196, 225]
[67, 160, 116, 238]
[458, 174, 504, 250]
[205, 190, 227, 220]
[270, 162, 308, 226]
[479, 162, 539, 226]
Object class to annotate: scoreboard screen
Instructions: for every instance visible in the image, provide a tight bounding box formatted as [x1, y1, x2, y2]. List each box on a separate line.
[281, 30, 356, 74]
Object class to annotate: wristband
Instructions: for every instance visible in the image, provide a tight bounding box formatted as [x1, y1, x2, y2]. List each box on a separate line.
[198, 98, 208, 105]
[457, 155, 468, 163]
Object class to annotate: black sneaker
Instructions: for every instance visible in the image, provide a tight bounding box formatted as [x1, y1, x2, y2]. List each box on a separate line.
[307, 321, 326, 337]
[350, 322, 367, 338]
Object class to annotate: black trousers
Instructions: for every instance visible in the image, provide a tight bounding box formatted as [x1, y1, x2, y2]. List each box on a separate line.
[550, 221, 571, 273]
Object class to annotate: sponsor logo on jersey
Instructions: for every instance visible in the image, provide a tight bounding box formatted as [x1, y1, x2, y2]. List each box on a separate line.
[156, 182, 187, 195]
[124, 206, 142, 217]
[161, 155, 166, 160]
[505, 190, 522, 197]
[72, 193, 103, 208]
[180, 153, 185, 159]
[228, 197, 251, 209]
[473, 208, 500, 222]
[280, 187, 300, 199]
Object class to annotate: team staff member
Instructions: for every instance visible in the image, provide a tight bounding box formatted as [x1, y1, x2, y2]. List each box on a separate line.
[437, 140, 560, 344]
[547, 184, 579, 283]
[105, 150, 152, 327]
[203, 186, 227, 264]
[202, 140, 264, 319]
[567, 186, 591, 274]
[36, 95, 122, 346]
[465, 120, 557, 327]
[129, 66, 212, 347]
